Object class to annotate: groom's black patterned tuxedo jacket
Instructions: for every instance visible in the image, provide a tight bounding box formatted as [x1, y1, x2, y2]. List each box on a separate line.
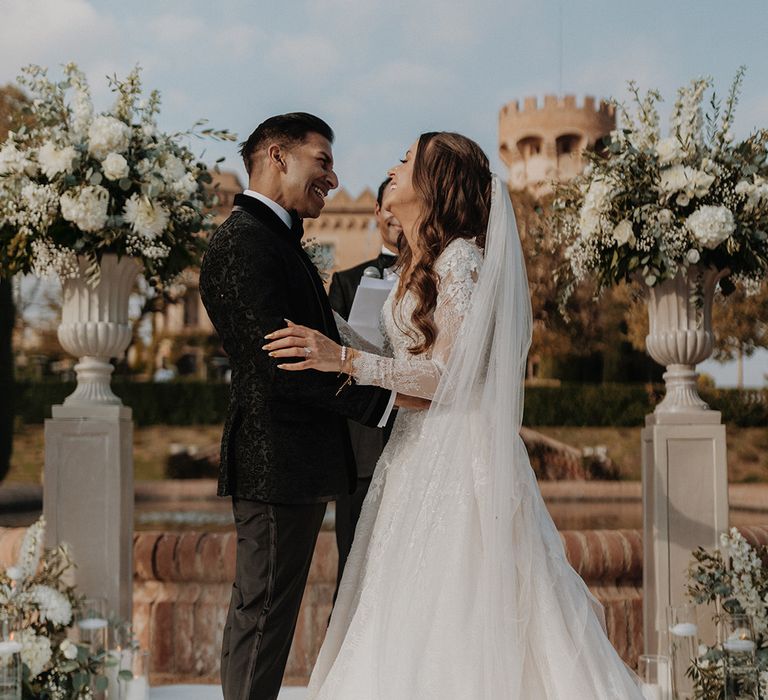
[199, 193, 391, 504]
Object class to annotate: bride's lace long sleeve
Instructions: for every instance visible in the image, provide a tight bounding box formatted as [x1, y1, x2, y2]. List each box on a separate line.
[350, 240, 481, 400]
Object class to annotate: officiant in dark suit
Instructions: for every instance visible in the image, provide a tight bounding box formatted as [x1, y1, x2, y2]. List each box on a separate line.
[328, 179, 400, 586]
[199, 114, 418, 700]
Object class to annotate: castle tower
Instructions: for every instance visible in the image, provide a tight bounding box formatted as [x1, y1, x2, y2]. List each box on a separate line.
[499, 94, 616, 197]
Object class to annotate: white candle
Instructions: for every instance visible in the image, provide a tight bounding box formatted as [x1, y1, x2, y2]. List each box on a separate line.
[641, 683, 662, 700]
[723, 638, 755, 653]
[0, 640, 22, 657]
[124, 675, 149, 700]
[105, 650, 124, 700]
[78, 618, 108, 630]
[670, 622, 698, 637]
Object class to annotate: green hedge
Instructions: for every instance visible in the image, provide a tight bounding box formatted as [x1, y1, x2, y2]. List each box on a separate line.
[11, 381, 768, 428]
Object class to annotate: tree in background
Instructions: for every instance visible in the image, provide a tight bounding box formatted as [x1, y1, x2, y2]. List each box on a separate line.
[0, 84, 30, 481]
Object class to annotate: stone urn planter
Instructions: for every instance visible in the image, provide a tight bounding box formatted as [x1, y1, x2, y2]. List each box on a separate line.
[57, 253, 140, 406]
[644, 266, 724, 414]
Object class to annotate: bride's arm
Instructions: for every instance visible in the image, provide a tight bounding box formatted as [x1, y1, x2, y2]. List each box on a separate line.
[348, 258, 479, 400]
[262, 242, 480, 401]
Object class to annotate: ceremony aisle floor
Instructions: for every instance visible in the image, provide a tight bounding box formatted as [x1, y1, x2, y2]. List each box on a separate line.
[151, 686, 307, 699]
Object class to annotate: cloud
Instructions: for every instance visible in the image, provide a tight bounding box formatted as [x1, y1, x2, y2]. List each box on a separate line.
[0, 0, 123, 84]
[267, 34, 342, 81]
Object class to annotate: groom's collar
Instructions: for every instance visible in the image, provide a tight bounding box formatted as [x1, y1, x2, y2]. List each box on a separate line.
[243, 189, 292, 229]
[233, 192, 303, 244]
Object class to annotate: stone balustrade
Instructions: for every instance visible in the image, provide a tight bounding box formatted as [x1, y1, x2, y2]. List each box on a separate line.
[2, 524, 767, 686]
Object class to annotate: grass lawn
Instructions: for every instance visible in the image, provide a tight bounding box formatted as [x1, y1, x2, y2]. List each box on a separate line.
[6, 424, 768, 484]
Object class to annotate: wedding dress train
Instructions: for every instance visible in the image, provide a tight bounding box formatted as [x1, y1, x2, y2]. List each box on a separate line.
[308, 178, 643, 699]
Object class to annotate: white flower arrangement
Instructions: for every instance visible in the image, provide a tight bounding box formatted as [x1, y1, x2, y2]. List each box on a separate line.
[0, 63, 235, 287]
[0, 517, 126, 699]
[687, 527, 768, 699]
[554, 68, 768, 306]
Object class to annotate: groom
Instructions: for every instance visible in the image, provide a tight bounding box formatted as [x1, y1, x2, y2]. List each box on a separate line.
[199, 113, 396, 700]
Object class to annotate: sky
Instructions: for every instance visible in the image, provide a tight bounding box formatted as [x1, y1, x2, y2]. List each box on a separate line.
[2, 0, 768, 385]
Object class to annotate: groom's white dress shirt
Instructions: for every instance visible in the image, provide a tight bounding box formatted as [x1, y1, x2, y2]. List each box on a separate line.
[241, 189, 395, 428]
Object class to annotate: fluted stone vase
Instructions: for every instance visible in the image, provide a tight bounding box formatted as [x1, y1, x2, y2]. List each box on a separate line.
[57, 253, 140, 406]
[644, 266, 723, 414]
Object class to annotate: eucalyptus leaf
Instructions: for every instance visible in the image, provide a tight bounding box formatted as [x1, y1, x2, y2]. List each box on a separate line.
[94, 674, 109, 691]
[119, 177, 132, 191]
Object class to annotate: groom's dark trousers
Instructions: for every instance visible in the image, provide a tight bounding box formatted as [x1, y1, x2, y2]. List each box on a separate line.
[200, 193, 391, 700]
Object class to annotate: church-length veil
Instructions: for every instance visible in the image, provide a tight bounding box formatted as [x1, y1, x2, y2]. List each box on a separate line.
[309, 176, 642, 699]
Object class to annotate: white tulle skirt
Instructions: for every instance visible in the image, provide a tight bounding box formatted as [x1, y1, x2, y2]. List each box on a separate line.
[307, 408, 643, 699]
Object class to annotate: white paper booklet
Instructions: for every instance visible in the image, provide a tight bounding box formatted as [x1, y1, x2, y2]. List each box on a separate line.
[347, 277, 395, 348]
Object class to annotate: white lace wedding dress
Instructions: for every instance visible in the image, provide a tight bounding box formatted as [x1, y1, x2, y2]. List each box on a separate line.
[308, 182, 643, 699]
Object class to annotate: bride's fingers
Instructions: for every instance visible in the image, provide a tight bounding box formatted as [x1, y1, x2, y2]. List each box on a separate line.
[262, 336, 306, 351]
[268, 348, 308, 358]
[277, 360, 312, 371]
[266, 324, 307, 340]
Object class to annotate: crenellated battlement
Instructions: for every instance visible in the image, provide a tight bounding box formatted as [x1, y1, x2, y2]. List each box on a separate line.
[500, 93, 615, 119]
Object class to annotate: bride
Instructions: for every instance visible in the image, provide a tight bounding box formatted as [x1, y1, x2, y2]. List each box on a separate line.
[262, 132, 643, 698]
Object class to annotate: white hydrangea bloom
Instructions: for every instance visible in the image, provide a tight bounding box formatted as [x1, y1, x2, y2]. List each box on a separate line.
[17, 629, 52, 680]
[101, 152, 130, 181]
[60, 185, 109, 233]
[123, 193, 169, 239]
[87, 115, 131, 160]
[37, 142, 77, 179]
[171, 172, 198, 199]
[161, 154, 187, 182]
[735, 177, 768, 211]
[578, 178, 612, 239]
[28, 584, 72, 626]
[0, 141, 37, 176]
[685, 205, 735, 250]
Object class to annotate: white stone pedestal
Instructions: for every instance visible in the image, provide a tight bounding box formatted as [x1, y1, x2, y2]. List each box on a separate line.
[44, 403, 134, 621]
[642, 409, 728, 653]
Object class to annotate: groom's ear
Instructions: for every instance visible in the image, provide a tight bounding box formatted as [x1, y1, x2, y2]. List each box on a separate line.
[267, 144, 287, 172]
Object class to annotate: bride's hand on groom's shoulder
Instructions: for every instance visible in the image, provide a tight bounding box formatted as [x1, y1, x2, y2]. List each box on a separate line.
[262, 320, 343, 373]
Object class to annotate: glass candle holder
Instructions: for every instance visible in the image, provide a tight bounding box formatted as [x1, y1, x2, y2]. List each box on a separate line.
[721, 614, 759, 700]
[0, 640, 22, 700]
[638, 654, 672, 700]
[119, 650, 150, 700]
[76, 597, 109, 652]
[666, 604, 698, 700]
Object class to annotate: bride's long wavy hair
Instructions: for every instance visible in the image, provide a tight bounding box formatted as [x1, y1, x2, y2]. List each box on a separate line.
[395, 131, 492, 356]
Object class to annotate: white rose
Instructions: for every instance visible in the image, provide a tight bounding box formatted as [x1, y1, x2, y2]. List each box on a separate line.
[612, 219, 636, 247]
[692, 170, 715, 197]
[685, 205, 736, 250]
[659, 165, 690, 194]
[88, 115, 131, 160]
[655, 137, 685, 165]
[122, 193, 169, 240]
[37, 142, 77, 179]
[60, 185, 109, 233]
[101, 153, 130, 181]
[59, 640, 78, 660]
[686, 249, 701, 264]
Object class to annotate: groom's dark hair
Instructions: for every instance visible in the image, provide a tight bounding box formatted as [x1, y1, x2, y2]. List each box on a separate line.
[239, 112, 335, 175]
